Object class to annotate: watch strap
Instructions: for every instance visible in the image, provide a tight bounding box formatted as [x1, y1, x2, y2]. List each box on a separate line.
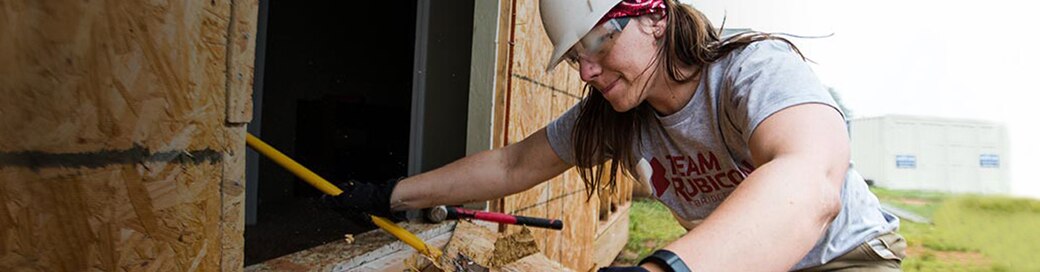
[638, 249, 691, 272]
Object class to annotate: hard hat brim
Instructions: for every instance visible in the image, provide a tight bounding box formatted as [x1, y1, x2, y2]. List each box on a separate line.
[542, 0, 623, 72]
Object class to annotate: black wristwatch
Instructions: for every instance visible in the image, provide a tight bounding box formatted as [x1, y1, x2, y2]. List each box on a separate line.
[638, 249, 691, 272]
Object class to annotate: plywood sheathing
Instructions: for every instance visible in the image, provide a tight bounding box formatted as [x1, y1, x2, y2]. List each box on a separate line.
[224, 0, 258, 124]
[492, 0, 633, 270]
[220, 125, 249, 271]
[1, 166, 225, 271]
[220, 0, 258, 269]
[0, 0, 257, 270]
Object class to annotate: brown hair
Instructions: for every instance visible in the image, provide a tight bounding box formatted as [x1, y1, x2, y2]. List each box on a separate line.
[571, 0, 804, 199]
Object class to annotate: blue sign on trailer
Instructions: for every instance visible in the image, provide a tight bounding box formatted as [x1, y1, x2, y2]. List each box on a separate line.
[980, 154, 1000, 168]
[896, 155, 916, 169]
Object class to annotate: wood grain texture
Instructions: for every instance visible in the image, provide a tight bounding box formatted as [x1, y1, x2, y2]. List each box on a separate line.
[225, 0, 258, 124]
[493, 253, 574, 272]
[221, 125, 248, 271]
[593, 204, 631, 268]
[220, 0, 257, 269]
[491, 0, 631, 270]
[442, 220, 499, 268]
[491, 0, 515, 151]
[0, 0, 257, 270]
[556, 189, 598, 271]
[243, 222, 452, 272]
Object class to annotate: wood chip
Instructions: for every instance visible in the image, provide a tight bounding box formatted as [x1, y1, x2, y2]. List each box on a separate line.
[488, 227, 539, 267]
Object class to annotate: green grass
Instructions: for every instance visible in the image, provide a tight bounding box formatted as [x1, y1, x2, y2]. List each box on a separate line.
[919, 196, 1040, 271]
[618, 190, 1040, 271]
[870, 186, 949, 217]
[870, 188, 1040, 271]
[616, 199, 687, 265]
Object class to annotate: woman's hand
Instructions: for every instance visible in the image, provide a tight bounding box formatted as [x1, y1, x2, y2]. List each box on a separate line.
[318, 177, 404, 220]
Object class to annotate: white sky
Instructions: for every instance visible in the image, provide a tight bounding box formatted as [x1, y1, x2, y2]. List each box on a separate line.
[683, 0, 1040, 199]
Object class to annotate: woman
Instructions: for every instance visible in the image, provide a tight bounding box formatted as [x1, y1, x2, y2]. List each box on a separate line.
[326, 0, 904, 271]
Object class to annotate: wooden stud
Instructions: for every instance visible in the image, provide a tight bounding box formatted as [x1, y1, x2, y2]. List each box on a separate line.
[225, 0, 259, 124]
[593, 203, 631, 269]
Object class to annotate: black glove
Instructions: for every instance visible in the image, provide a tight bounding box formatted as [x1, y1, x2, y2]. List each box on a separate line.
[318, 177, 405, 221]
[598, 266, 649, 272]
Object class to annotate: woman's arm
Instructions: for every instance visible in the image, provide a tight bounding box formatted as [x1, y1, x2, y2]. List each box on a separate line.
[649, 103, 848, 271]
[389, 128, 573, 210]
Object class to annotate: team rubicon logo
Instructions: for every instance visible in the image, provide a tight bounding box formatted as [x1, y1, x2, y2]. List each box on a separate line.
[637, 152, 756, 202]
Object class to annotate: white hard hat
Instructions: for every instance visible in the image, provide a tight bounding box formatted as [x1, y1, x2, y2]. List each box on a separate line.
[540, 0, 623, 72]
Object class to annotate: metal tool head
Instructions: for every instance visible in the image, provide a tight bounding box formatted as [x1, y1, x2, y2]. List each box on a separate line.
[451, 253, 488, 272]
[427, 205, 448, 223]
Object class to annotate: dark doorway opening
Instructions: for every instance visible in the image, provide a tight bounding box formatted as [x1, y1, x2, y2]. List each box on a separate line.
[244, 1, 417, 265]
[244, 0, 475, 266]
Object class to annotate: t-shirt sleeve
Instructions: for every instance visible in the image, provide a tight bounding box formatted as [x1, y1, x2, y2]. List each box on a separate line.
[722, 40, 844, 143]
[546, 102, 581, 165]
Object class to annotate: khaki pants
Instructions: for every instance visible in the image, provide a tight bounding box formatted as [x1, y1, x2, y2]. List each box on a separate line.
[795, 232, 907, 272]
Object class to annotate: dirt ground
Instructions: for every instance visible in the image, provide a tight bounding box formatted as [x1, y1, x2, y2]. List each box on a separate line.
[905, 244, 992, 268]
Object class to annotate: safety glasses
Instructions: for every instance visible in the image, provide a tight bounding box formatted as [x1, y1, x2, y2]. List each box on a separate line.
[562, 17, 631, 70]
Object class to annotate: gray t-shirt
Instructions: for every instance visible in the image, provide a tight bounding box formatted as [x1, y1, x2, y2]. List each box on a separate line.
[547, 40, 899, 270]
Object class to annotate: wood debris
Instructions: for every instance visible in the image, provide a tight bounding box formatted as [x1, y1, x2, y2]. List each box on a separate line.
[411, 220, 573, 272]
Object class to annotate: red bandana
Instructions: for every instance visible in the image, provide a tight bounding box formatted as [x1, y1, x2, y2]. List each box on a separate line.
[600, 0, 667, 24]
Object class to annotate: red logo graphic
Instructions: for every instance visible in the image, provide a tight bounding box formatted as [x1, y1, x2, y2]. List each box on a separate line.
[649, 157, 669, 197]
[648, 152, 753, 204]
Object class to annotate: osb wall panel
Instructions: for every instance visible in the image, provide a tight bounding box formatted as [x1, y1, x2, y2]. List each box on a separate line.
[220, 126, 248, 271]
[0, 0, 256, 271]
[554, 176, 599, 271]
[0, 165, 224, 271]
[220, 0, 257, 270]
[493, 0, 631, 270]
[225, 0, 257, 124]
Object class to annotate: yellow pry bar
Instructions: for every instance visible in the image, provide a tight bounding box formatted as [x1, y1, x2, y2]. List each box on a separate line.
[245, 133, 442, 259]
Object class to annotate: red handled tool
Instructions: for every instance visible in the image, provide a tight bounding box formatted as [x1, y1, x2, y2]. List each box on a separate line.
[426, 206, 565, 229]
